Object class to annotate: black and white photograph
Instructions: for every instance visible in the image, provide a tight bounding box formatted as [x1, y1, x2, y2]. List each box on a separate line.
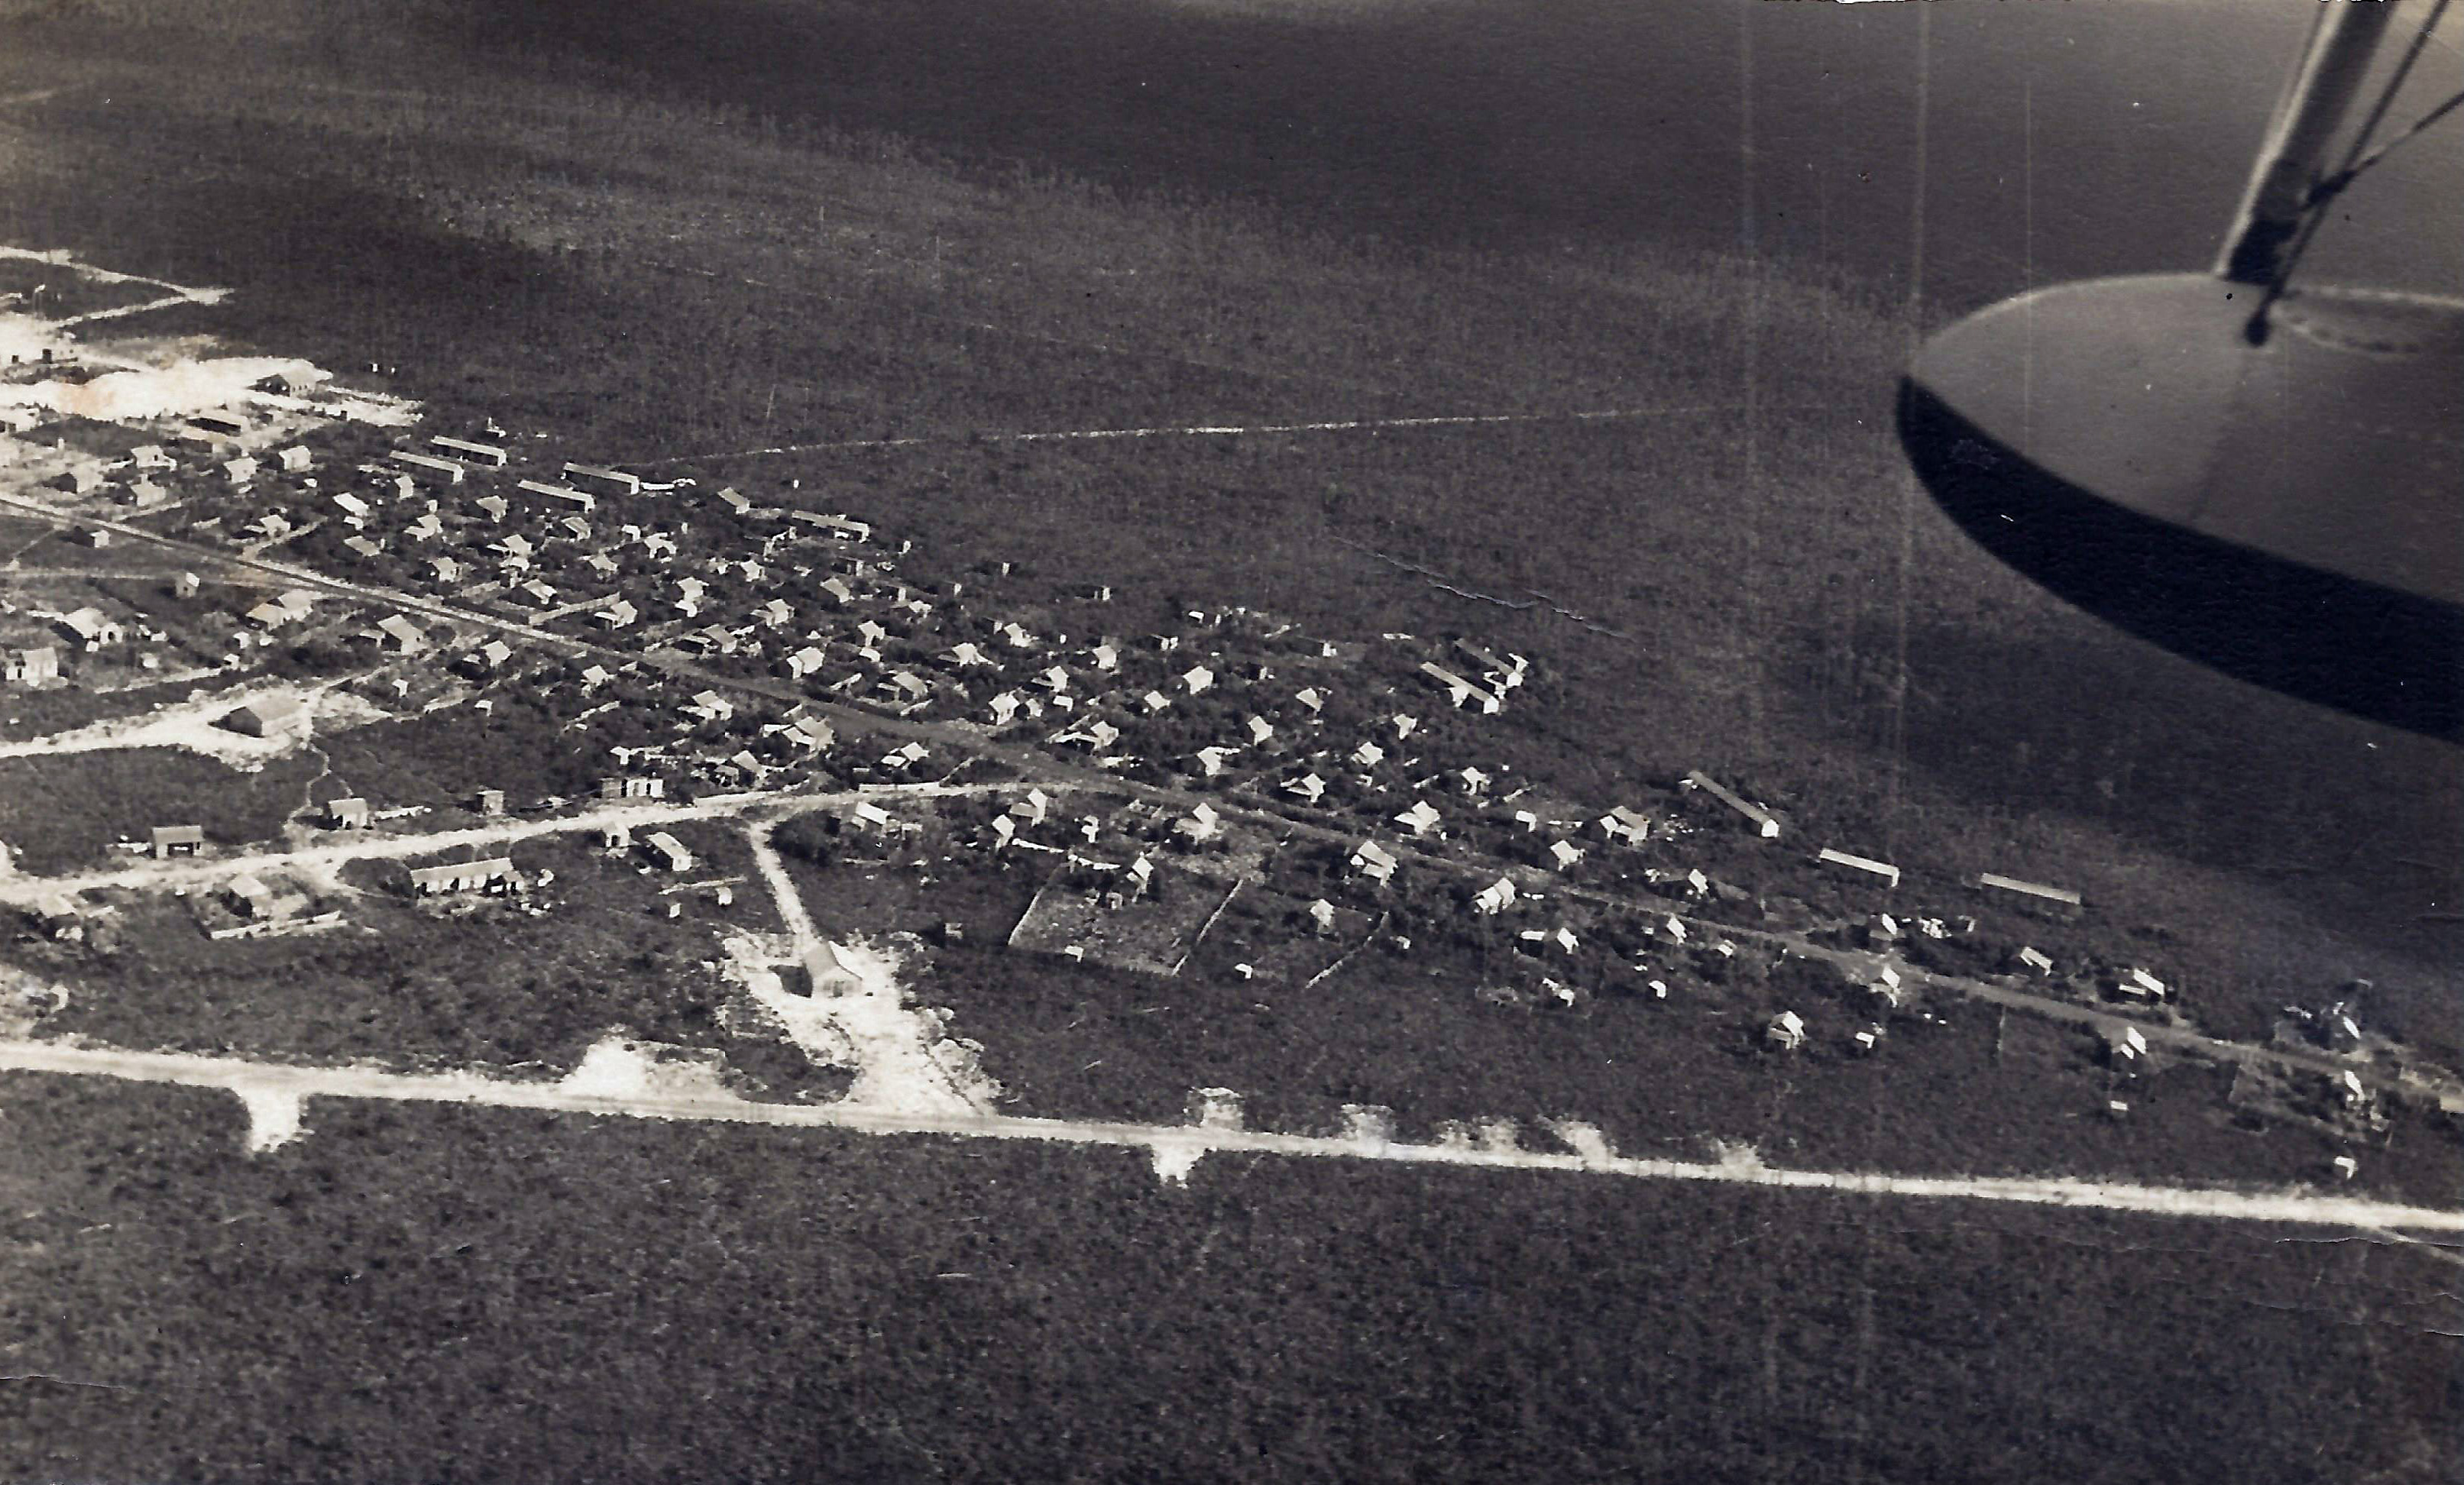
[1, 0, 2459, 1479]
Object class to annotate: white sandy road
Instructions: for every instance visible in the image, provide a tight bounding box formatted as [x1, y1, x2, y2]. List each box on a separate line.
[0, 781, 1024, 905]
[744, 818, 996, 1115]
[4, 1037, 2461, 1234]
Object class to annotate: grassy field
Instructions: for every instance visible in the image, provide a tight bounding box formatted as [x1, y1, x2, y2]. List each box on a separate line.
[2, 1072, 2456, 1484]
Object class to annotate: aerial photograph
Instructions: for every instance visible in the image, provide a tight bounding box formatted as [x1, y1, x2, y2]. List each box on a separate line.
[2, 0, 2459, 1479]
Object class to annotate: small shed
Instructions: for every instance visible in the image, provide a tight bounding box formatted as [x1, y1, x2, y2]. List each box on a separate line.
[1348, 840, 1399, 884]
[221, 694, 304, 737]
[1766, 1011, 1808, 1051]
[642, 832, 695, 872]
[150, 825, 206, 859]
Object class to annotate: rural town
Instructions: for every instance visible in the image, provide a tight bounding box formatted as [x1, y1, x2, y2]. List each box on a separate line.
[5, 2, 2460, 1480]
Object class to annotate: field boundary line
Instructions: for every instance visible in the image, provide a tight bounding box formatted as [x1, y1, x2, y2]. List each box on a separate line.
[633, 403, 1794, 467]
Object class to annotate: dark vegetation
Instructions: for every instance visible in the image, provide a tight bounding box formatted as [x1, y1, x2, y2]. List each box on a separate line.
[921, 924, 2459, 1200]
[0, 747, 320, 872]
[3, 1075, 2458, 1484]
[27, 838, 785, 1079]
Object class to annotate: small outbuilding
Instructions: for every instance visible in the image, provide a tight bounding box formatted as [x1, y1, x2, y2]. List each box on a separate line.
[221, 694, 304, 737]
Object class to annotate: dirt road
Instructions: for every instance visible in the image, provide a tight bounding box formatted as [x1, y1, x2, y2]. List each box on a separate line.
[5, 1037, 2459, 1234]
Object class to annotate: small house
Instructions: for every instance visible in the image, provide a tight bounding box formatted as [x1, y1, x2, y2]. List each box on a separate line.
[1597, 806, 1652, 846]
[57, 607, 124, 650]
[1348, 840, 1399, 884]
[375, 614, 429, 655]
[150, 824, 206, 859]
[2112, 966, 2170, 1001]
[1766, 1011, 1808, 1052]
[225, 873, 280, 919]
[876, 671, 932, 709]
[1284, 772, 1326, 805]
[327, 797, 371, 829]
[2, 646, 61, 686]
[1472, 877, 1517, 915]
[1393, 800, 1442, 837]
[221, 694, 303, 737]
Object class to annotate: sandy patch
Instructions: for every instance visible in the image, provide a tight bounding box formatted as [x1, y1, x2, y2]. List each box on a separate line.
[0, 681, 387, 770]
[559, 1036, 742, 1103]
[824, 937, 1004, 1116]
[232, 1082, 307, 1153]
[720, 933, 858, 1068]
[2, 354, 322, 422]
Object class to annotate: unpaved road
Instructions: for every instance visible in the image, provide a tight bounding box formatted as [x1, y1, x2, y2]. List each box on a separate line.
[0, 781, 1021, 904]
[745, 818, 993, 1115]
[4, 1038, 2459, 1234]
